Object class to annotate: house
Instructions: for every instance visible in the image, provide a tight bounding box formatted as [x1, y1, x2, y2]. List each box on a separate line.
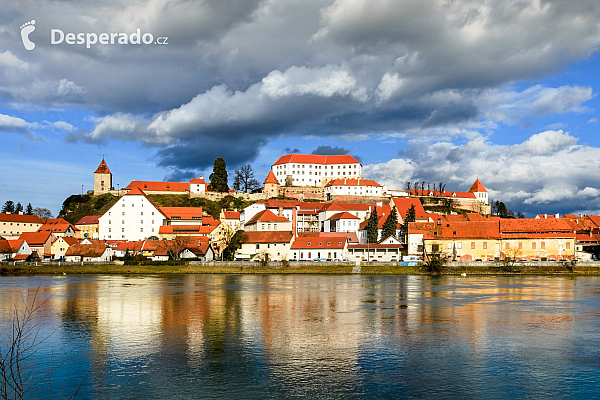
[7, 239, 31, 261]
[189, 176, 209, 195]
[0, 238, 12, 261]
[325, 212, 360, 233]
[244, 209, 292, 232]
[64, 244, 114, 262]
[51, 236, 80, 260]
[408, 221, 502, 261]
[272, 154, 362, 187]
[0, 213, 44, 239]
[324, 178, 383, 198]
[75, 215, 101, 239]
[236, 231, 294, 261]
[357, 205, 401, 243]
[348, 236, 406, 262]
[220, 210, 241, 232]
[289, 235, 348, 261]
[19, 231, 56, 258]
[37, 221, 78, 237]
[98, 187, 167, 241]
[179, 238, 215, 261]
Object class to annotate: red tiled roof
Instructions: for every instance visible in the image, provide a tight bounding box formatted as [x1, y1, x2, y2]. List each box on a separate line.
[19, 231, 53, 246]
[264, 171, 279, 184]
[0, 213, 43, 224]
[13, 254, 29, 261]
[65, 244, 108, 258]
[324, 179, 381, 187]
[500, 218, 578, 234]
[75, 215, 101, 225]
[587, 215, 600, 228]
[465, 213, 485, 222]
[291, 236, 347, 249]
[94, 159, 111, 174]
[115, 241, 145, 251]
[38, 223, 75, 234]
[245, 210, 290, 225]
[7, 240, 24, 252]
[125, 181, 189, 192]
[391, 198, 428, 220]
[0, 239, 11, 254]
[59, 237, 80, 246]
[349, 243, 404, 249]
[241, 231, 294, 244]
[190, 177, 206, 184]
[409, 221, 501, 240]
[468, 179, 487, 193]
[442, 214, 467, 222]
[42, 218, 70, 225]
[258, 199, 300, 208]
[223, 211, 240, 219]
[202, 216, 221, 226]
[160, 207, 203, 220]
[273, 154, 360, 166]
[327, 211, 360, 221]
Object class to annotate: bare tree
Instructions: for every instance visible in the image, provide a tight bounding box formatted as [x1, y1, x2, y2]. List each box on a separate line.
[233, 164, 260, 193]
[163, 236, 194, 260]
[31, 208, 53, 219]
[406, 182, 411, 192]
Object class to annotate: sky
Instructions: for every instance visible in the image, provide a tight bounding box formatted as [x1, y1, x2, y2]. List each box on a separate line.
[1, 0, 600, 217]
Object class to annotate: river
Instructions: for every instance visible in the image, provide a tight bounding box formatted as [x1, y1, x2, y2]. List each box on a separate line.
[0, 274, 599, 399]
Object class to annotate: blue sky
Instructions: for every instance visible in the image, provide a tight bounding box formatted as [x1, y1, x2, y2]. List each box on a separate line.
[1, 0, 600, 217]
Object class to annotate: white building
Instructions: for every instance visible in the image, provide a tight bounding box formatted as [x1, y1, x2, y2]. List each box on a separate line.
[98, 187, 167, 241]
[324, 178, 383, 197]
[272, 154, 362, 187]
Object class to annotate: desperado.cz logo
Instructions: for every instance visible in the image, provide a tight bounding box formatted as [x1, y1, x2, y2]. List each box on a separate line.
[20, 20, 168, 50]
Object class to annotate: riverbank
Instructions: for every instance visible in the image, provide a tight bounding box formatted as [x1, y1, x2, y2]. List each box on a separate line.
[1, 261, 600, 275]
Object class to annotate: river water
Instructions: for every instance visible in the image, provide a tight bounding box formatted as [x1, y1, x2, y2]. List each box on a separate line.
[0, 274, 599, 399]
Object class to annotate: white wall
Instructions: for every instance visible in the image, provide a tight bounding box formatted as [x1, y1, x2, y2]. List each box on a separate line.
[99, 195, 166, 241]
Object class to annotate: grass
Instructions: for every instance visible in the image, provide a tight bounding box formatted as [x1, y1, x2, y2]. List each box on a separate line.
[2, 262, 599, 276]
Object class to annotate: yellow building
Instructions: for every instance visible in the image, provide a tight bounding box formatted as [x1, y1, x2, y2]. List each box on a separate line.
[75, 215, 101, 239]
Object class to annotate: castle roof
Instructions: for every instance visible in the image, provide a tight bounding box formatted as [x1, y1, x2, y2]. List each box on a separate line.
[264, 171, 279, 184]
[324, 179, 381, 187]
[124, 181, 189, 192]
[273, 154, 360, 166]
[468, 179, 487, 193]
[94, 159, 111, 174]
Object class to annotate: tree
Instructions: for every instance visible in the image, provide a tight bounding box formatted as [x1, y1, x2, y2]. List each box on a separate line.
[221, 230, 246, 261]
[1, 201, 14, 214]
[400, 204, 416, 243]
[232, 164, 260, 193]
[25, 203, 33, 215]
[209, 157, 229, 193]
[367, 208, 379, 244]
[32, 207, 53, 219]
[164, 236, 194, 260]
[382, 206, 398, 239]
[14, 203, 23, 214]
[441, 197, 456, 214]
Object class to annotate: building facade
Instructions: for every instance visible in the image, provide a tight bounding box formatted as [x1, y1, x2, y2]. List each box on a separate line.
[272, 154, 362, 187]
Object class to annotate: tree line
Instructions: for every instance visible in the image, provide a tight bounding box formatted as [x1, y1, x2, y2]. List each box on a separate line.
[1, 201, 53, 218]
[209, 157, 261, 193]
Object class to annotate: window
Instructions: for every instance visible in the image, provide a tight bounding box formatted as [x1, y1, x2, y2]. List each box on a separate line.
[505, 242, 510, 249]
[532, 242, 536, 249]
[140, 228, 143, 232]
[457, 243, 462, 249]
[483, 242, 487, 250]
[541, 242, 545, 250]
[518, 242, 522, 250]
[122, 212, 125, 216]
[566, 242, 570, 250]
[108, 228, 111, 232]
[471, 242, 475, 249]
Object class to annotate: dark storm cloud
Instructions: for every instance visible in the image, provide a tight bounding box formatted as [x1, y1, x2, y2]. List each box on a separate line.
[283, 147, 301, 154]
[1, 0, 599, 173]
[311, 145, 350, 155]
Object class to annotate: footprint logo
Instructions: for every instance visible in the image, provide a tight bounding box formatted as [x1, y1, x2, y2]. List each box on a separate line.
[20, 20, 36, 51]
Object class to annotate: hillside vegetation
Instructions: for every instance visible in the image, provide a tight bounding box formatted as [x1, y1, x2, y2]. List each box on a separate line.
[58, 193, 255, 224]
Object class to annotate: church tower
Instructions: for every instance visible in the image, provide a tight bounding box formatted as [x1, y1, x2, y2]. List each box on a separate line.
[94, 159, 112, 196]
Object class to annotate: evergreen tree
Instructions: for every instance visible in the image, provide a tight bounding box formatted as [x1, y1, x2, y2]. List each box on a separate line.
[25, 203, 33, 215]
[1, 201, 15, 214]
[382, 205, 398, 239]
[367, 208, 379, 244]
[400, 204, 416, 243]
[15, 202, 23, 213]
[222, 230, 246, 261]
[209, 157, 229, 193]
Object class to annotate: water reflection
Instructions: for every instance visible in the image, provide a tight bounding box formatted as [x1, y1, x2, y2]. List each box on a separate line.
[0, 275, 599, 399]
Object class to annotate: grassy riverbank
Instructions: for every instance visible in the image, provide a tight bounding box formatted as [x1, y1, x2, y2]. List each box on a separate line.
[2, 262, 600, 275]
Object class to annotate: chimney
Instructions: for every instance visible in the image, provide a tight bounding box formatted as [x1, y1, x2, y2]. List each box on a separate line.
[18, 211, 23, 215]
[344, 178, 347, 184]
[357, 179, 360, 185]
[555, 213, 559, 218]
[376, 201, 382, 207]
[544, 214, 547, 219]
[5, 212, 10, 215]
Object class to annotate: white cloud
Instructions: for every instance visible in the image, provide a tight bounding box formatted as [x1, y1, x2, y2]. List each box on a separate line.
[364, 130, 600, 213]
[589, 118, 598, 124]
[52, 121, 75, 132]
[0, 51, 29, 70]
[0, 114, 37, 131]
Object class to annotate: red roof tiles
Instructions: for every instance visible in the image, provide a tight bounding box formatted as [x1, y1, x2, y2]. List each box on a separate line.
[264, 171, 279, 184]
[291, 236, 347, 249]
[160, 207, 203, 220]
[0, 213, 43, 224]
[75, 215, 101, 225]
[468, 179, 487, 193]
[241, 231, 294, 244]
[125, 181, 189, 192]
[324, 179, 381, 187]
[94, 159, 111, 174]
[245, 210, 290, 225]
